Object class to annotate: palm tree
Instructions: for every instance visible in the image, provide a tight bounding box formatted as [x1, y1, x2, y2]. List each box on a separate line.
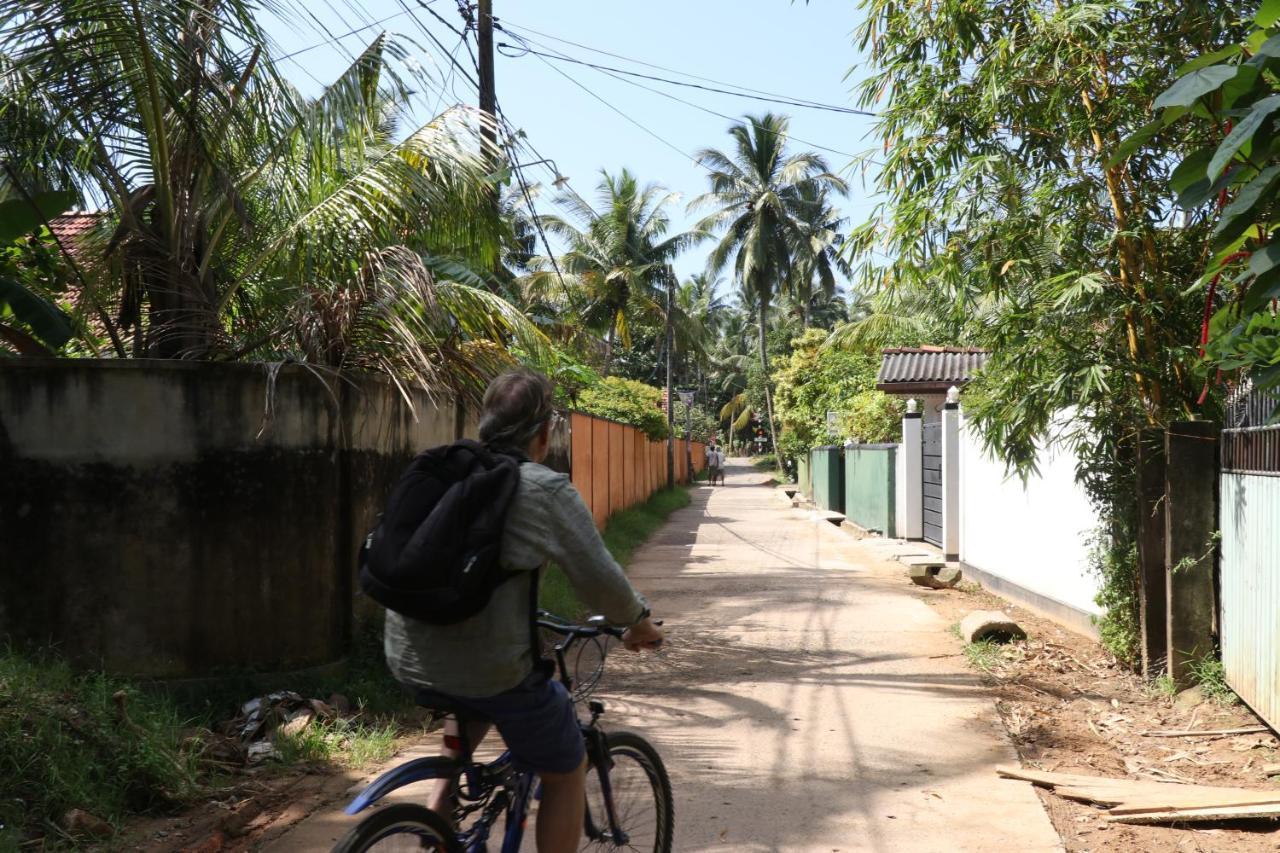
[787, 184, 851, 328]
[526, 169, 701, 374]
[690, 113, 848, 456]
[0, 5, 545, 399]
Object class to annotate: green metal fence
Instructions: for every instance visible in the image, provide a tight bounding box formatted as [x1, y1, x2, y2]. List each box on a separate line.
[811, 445, 845, 513]
[843, 444, 897, 535]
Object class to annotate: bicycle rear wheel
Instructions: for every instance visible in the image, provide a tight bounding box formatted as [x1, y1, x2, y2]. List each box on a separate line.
[331, 803, 462, 853]
[582, 731, 673, 852]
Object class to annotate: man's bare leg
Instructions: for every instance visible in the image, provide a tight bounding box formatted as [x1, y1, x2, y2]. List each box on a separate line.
[429, 717, 491, 818]
[535, 756, 587, 853]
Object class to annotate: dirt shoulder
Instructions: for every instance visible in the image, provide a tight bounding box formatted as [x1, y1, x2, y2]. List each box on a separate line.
[884, 553, 1280, 852]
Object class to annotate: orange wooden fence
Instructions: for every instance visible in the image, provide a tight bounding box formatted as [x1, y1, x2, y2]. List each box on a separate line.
[568, 411, 706, 530]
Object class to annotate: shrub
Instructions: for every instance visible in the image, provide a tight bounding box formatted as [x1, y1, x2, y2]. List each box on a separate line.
[576, 377, 670, 441]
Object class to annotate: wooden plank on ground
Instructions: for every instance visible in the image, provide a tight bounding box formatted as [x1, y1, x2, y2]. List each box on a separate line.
[1108, 803, 1280, 824]
[1138, 726, 1270, 738]
[997, 765, 1280, 822]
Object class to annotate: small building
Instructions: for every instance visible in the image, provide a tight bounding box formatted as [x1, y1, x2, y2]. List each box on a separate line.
[875, 346, 990, 421]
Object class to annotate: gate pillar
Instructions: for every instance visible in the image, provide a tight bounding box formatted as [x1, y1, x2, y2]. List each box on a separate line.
[941, 387, 961, 561]
[901, 401, 923, 540]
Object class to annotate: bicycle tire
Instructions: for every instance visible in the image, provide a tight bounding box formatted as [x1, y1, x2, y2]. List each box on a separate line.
[330, 803, 462, 853]
[582, 731, 674, 853]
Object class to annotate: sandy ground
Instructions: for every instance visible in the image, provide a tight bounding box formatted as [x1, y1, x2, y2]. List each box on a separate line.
[256, 460, 1062, 852]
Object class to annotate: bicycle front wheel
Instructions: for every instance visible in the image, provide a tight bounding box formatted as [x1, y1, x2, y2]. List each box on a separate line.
[582, 731, 673, 852]
[331, 803, 462, 853]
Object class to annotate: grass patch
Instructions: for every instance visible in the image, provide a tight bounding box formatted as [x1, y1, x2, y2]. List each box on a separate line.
[539, 487, 692, 618]
[0, 650, 202, 847]
[948, 622, 962, 639]
[1189, 656, 1238, 706]
[751, 453, 778, 470]
[1148, 673, 1179, 699]
[963, 640, 1003, 673]
[275, 718, 400, 770]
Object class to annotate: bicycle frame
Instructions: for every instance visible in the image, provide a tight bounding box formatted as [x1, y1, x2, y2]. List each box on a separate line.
[344, 718, 626, 852]
[342, 613, 636, 851]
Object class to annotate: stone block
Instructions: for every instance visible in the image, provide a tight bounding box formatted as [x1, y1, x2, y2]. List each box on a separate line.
[960, 610, 1026, 644]
[909, 564, 962, 589]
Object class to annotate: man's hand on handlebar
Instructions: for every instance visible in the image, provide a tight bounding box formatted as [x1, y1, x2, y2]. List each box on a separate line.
[622, 616, 664, 652]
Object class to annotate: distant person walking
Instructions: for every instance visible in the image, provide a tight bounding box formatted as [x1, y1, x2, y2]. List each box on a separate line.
[707, 444, 725, 486]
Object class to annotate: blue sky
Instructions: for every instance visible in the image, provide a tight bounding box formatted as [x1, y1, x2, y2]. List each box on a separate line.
[261, 0, 881, 287]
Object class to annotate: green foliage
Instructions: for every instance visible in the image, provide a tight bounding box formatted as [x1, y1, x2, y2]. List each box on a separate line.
[1149, 673, 1180, 699]
[771, 329, 900, 462]
[690, 113, 850, 455]
[0, 7, 548, 398]
[1090, 538, 1140, 665]
[963, 640, 1002, 673]
[524, 169, 701, 374]
[1143, 9, 1280, 403]
[0, 233, 74, 356]
[751, 453, 779, 470]
[1188, 656, 1239, 706]
[576, 376, 671, 441]
[274, 717, 399, 769]
[0, 651, 201, 844]
[673, 399, 718, 441]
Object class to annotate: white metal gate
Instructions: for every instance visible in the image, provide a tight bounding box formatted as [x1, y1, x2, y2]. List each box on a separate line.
[1220, 385, 1280, 731]
[923, 421, 943, 547]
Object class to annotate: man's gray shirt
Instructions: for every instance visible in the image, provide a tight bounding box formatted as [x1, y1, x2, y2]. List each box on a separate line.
[384, 461, 648, 697]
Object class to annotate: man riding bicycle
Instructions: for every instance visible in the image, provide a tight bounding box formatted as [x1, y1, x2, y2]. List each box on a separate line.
[382, 368, 664, 853]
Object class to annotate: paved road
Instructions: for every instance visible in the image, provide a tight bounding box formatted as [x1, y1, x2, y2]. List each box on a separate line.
[267, 460, 1061, 852]
[589, 460, 1061, 852]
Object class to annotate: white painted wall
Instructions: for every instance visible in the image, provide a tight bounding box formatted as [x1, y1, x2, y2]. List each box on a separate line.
[894, 444, 906, 539]
[959, 413, 1102, 616]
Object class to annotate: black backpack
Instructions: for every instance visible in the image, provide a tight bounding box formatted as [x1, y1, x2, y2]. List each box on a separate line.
[359, 439, 526, 625]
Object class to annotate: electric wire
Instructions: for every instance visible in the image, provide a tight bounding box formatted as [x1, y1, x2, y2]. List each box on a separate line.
[500, 17, 859, 111]
[276, 8, 416, 60]
[500, 34, 860, 161]
[498, 34, 874, 117]
[504, 35, 707, 170]
[499, 31, 868, 163]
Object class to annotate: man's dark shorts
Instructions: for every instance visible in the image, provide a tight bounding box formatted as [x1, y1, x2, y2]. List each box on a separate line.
[413, 669, 585, 775]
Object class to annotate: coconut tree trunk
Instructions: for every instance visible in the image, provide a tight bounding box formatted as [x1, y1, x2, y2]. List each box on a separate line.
[756, 299, 780, 459]
[602, 320, 616, 377]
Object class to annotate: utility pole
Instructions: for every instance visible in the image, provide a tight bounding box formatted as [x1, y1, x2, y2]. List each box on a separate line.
[476, 0, 498, 162]
[476, 0, 502, 284]
[665, 267, 675, 489]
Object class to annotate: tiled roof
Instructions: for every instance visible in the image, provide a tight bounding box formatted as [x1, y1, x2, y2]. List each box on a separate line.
[48, 212, 102, 245]
[876, 347, 990, 393]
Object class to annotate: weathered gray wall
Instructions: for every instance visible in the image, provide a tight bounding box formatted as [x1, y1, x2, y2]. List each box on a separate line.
[0, 360, 456, 678]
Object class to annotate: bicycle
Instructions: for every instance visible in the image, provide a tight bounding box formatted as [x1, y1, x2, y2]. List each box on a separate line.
[332, 611, 674, 852]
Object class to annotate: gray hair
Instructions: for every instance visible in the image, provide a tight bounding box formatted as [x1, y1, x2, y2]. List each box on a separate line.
[478, 368, 556, 449]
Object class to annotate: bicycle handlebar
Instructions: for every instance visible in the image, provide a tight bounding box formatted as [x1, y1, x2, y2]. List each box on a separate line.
[535, 610, 627, 640]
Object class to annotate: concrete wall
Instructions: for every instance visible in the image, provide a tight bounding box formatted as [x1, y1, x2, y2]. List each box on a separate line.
[0, 360, 456, 678]
[0, 362, 701, 677]
[958, 413, 1102, 634]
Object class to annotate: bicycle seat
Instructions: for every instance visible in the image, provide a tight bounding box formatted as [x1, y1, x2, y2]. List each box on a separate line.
[411, 688, 494, 723]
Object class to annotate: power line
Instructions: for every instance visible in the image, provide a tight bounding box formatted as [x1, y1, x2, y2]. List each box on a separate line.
[499, 18, 836, 105]
[393, 0, 481, 93]
[277, 9, 415, 60]
[497, 32, 875, 118]
[510, 37, 708, 171]
[499, 31, 864, 163]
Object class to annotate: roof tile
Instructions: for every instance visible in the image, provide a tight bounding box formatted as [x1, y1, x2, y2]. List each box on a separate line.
[876, 347, 990, 389]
